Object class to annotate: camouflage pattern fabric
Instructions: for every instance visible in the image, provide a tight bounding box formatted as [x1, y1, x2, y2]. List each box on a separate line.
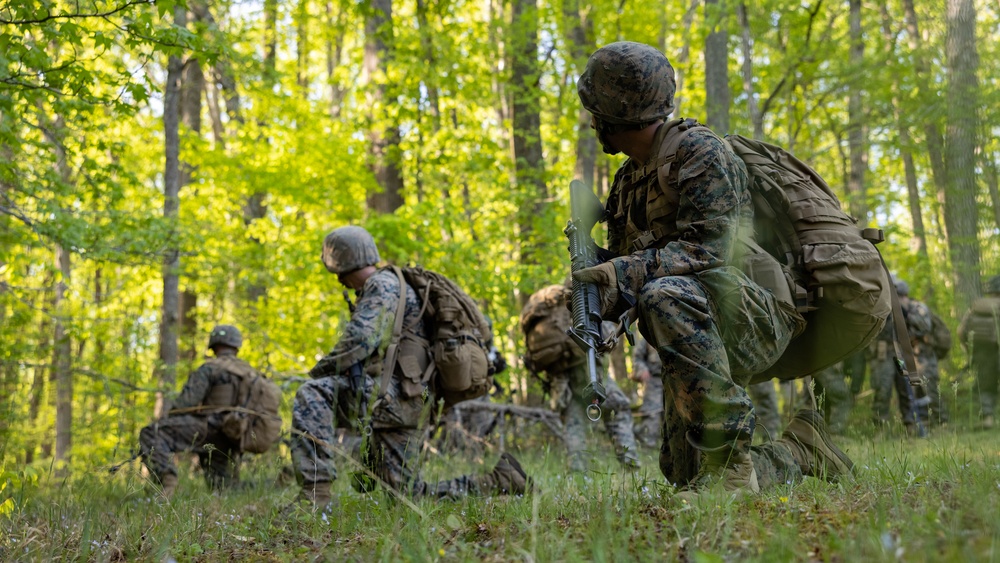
[901, 296, 948, 425]
[139, 352, 250, 486]
[548, 364, 639, 471]
[291, 268, 503, 498]
[748, 381, 781, 441]
[810, 364, 851, 434]
[959, 295, 1000, 419]
[578, 41, 676, 126]
[601, 119, 806, 488]
[631, 336, 663, 448]
[869, 322, 923, 426]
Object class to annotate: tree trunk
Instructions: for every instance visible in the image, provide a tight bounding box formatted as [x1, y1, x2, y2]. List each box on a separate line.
[52, 244, 72, 476]
[943, 0, 982, 308]
[296, 0, 309, 92]
[510, 0, 547, 303]
[325, 1, 345, 118]
[878, 2, 927, 258]
[158, 5, 185, 416]
[364, 0, 403, 213]
[845, 0, 869, 225]
[737, 1, 763, 139]
[902, 0, 947, 245]
[674, 0, 698, 119]
[985, 153, 1000, 232]
[264, 0, 278, 81]
[704, 0, 729, 133]
[180, 50, 203, 362]
[563, 0, 595, 188]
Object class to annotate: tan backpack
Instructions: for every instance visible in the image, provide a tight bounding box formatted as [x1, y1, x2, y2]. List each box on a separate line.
[654, 120, 893, 383]
[383, 266, 493, 407]
[519, 285, 582, 375]
[211, 356, 283, 454]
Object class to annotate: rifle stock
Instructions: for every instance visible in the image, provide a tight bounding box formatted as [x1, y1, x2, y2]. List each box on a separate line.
[564, 180, 608, 415]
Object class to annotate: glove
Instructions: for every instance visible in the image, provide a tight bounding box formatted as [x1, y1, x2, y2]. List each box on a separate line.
[572, 261, 620, 319]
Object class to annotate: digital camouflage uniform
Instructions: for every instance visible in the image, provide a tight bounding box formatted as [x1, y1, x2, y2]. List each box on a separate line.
[809, 364, 851, 434]
[958, 279, 1000, 423]
[572, 41, 856, 492]
[903, 295, 948, 425]
[522, 285, 640, 472]
[292, 267, 514, 498]
[869, 317, 926, 428]
[631, 335, 663, 448]
[139, 351, 253, 489]
[748, 381, 782, 441]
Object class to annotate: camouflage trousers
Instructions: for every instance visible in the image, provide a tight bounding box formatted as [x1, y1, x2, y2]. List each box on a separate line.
[637, 272, 803, 488]
[290, 374, 494, 498]
[915, 350, 948, 425]
[437, 395, 500, 455]
[550, 364, 639, 472]
[634, 375, 664, 449]
[811, 365, 851, 433]
[970, 341, 1000, 418]
[748, 381, 782, 441]
[870, 354, 924, 426]
[139, 414, 242, 489]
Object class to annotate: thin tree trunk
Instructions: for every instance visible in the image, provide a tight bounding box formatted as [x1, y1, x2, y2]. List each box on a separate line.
[180, 50, 203, 362]
[737, 1, 763, 139]
[674, 0, 698, 118]
[325, 1, 345, 118]
[704, 0, 729, 133]
[364, 0, 404, 213]
[563, 0, 595, 187]
[845, 0, 869, 225]
[296, 0, 309, 92]
[879, 1, 928, 258]
[264, 0, 278, 81]
[902, 0, 947, 241]
[943, 0, 982, 308]
[985, 154, 1000, 232]
[510, 0, 547, 304]
[52, 244, 72, 476]
[158, 5, 185, 417]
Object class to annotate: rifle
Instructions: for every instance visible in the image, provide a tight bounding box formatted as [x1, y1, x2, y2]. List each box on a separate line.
[565, 180, 626, 421]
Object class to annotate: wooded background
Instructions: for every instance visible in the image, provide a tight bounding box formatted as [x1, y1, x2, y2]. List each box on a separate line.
[1, 0, 998, 474]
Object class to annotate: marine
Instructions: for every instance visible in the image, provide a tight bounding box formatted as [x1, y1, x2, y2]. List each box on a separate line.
[289, 226, 528, 508]
[573, 41, 854, 499]
[958, 274, 1000, 429]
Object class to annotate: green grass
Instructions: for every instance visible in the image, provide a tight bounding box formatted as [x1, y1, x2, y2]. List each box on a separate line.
[2, 425, 999, 562]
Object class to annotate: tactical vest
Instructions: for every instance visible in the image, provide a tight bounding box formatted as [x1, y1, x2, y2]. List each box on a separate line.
[202, 355, 258, 409]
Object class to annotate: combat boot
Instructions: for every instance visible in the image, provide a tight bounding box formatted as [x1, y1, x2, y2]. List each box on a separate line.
[675, 439, 759, 503]
[158, 473, 178, 500]
[299, 481, 334, 506]
[477, 453, 531, 495]
[980, 415, 995, 430]
[779, 409, 854, 481]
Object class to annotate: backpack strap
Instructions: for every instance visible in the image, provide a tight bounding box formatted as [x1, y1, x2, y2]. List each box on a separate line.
[379, 266, 410, 399]
[879, 255, 921, 388]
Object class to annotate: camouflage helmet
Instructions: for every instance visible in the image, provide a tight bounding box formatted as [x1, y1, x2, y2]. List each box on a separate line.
[986, 274, 1000, 294]
[321, 226, 380, 275]
[893, 278, 909, 297]
[208, 325, 242, 350]
[578, 41, 676, 126]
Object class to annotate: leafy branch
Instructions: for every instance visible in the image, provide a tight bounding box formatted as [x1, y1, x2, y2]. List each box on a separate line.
[0, 0, 149, 25]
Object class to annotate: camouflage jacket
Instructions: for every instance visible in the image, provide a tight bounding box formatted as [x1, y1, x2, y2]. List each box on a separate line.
[309, 267, 429, 379]
[958, 295, 1000, 345]
[173, 353, 257, 411]
[603, 121, 751, 298]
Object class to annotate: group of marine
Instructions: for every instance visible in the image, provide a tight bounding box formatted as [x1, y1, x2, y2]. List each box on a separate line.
[136, 41, 1000, 511]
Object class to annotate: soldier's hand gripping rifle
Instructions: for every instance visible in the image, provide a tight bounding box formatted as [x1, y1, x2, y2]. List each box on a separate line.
[564, 179, 611, 421]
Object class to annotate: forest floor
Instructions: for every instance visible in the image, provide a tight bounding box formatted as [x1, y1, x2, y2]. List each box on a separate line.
[2, 417, 999, 562]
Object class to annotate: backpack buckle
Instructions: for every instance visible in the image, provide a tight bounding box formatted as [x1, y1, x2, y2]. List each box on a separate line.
[861, 228, 885, 244]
